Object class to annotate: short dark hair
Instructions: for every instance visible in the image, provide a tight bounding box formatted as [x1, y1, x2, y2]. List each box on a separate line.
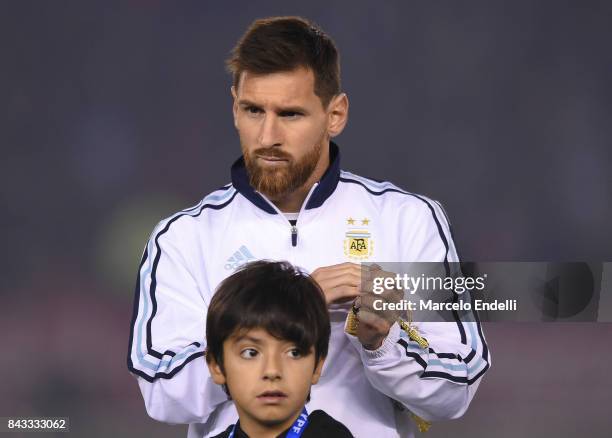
[205, 260, 330, 372]
[226, 16, 341, 108]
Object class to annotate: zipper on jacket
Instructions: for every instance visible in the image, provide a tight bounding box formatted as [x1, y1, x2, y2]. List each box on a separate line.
[286, 182, 318, 248]
[290, 224, 298, 247]
[256, 183, 318, 249]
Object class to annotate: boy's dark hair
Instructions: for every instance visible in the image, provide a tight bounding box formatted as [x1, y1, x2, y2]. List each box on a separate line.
[226, 16, 341, 108]
[205, 260, 330, 372]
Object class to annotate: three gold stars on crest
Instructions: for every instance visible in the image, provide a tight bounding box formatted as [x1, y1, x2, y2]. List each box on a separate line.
[347, 217, 370, 225]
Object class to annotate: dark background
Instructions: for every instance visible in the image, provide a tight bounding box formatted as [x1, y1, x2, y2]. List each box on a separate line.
[1, 1, 611, 437]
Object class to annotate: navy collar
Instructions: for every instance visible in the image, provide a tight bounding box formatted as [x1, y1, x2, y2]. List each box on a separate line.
[230, 142, 341, 214]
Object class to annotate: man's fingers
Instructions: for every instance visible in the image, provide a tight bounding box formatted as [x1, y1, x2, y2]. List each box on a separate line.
[358, 309, 391, 332]
[312, 262, 359, 274]
[356, 309, 391, 349]
[359, 293, 403, 323]
[311, 262, 384, 285]
[312, 263, 362, 282]
[319, 270, 362, 289]
[327, 285, 360, 304]
[311, 263, 401, 305]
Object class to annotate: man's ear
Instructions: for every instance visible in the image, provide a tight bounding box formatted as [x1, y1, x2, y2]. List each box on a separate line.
[326, 93, 349, 138]
[206, 354, 227, 386]
[231, 86, 239, 130]
[311, 357, 325, 385]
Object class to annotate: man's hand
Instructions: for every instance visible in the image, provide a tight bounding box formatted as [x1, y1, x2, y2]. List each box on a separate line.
[354, 289, 402, 350]
[312, 263, 404, 350]
[311, 262, 365, 304]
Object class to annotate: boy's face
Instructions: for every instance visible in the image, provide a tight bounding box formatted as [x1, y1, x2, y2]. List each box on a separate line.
[207, 328, 324, 431]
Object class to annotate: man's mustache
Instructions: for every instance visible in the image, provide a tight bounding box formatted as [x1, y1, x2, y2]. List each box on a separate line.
[252, 148, 292, 160]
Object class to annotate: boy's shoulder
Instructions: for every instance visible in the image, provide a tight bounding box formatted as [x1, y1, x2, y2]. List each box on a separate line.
[303, 409, 354, 438]
[208, 410, 354, 438]
[209, 424, 233, 438]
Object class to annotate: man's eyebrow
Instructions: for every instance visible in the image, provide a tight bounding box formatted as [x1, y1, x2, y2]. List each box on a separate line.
[277, 105, 308, 114]
[237, 99, 308, 114]
[237, 99, 260, 107]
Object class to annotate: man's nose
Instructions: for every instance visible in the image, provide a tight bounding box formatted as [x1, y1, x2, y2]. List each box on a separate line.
[262, 354, 282, 381]
[258, 114, 282, 147]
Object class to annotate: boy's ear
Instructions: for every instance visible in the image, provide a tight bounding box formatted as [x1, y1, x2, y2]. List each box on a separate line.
[206, 355, 227, 386]
[311, 357, 325, 385]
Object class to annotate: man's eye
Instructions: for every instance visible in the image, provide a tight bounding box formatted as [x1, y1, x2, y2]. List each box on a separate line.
[280, 112, 301, 119]
[240, 348, 258, 359]
[245, 106, 262, 115]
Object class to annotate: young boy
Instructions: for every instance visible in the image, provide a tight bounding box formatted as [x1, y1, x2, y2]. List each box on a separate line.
[205, 260, 353, 438]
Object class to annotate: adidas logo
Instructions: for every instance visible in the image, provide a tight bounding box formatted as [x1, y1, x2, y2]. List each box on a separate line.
[224, 245, 255, 271]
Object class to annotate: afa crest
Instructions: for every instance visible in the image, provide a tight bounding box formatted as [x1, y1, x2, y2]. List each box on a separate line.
[344, 217, 374, 260]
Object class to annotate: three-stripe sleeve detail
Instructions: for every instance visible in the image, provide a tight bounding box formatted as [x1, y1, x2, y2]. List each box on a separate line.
[127, 188, 237, 382]
[339, 172, 490, 384]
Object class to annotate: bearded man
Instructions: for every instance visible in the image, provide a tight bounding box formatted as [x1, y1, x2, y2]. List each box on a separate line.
[128, 16, 490, 438]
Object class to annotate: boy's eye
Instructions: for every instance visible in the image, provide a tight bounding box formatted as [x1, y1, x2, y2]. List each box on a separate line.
[287, 348, 302, 359]
[240, 348, 258, 359]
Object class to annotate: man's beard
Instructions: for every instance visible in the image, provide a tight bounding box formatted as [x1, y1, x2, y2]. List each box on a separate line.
[243, 142, 323, 200]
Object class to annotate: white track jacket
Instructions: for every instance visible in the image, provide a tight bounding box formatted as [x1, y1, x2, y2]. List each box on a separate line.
[127, 143, 491, 438]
